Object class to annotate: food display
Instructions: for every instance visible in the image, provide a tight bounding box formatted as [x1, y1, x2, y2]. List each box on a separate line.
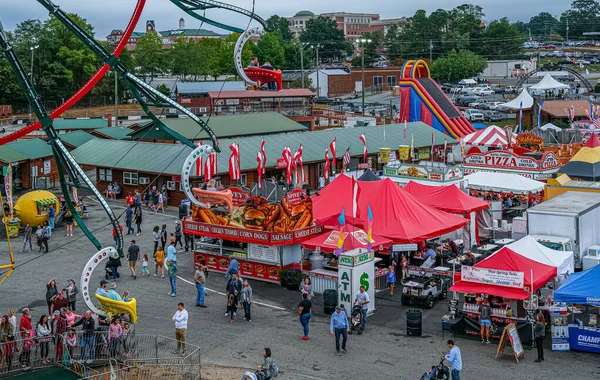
[190, 190, 313, 232]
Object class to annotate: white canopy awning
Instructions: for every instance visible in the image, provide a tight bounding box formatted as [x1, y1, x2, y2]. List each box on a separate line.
[500, 87, 534, 110]
[459, 78, 477, 85]
[541, 123, 562, 132]
[465, 171, 545, 193]
[529, 73, 569, 91]
[505, 235, 575, 276]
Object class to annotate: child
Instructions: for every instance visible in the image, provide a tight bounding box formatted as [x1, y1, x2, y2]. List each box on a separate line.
[154, 249, 165, 278]
[386, 265, 396, 296]
[141, 254, 150, 276]
[122, 291, 131, 302]
[170, 232, 175, 244]
[401, 255, 408, 279]
[66, 328, 77, 357]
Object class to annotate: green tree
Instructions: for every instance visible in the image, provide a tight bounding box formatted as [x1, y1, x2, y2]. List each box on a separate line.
[266, 15, 293, 41]
[300, 16, 350, 61]
[482, 18, 524, 59]
[254, 32, 285, 68]
[527, 12, 560, 39]
[560, 0, 600, 38]
[135, 30, 166, 81]
[156, 84, 171, 97]
[0, 59, 26, 108]
[170, 37, 198, 80]
[430, 50, 487, 82]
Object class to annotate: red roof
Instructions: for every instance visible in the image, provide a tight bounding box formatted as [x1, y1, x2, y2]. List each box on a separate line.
[301, 224, 393, 254]
[312, 175, 468, 243]
[403, 181, 489, 214]
[585, 133, 600, 148]
[450, 246, 557, 299]
[208, 89, 315, 99]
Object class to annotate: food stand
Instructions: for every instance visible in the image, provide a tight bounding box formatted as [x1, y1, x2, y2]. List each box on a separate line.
[554, 264, 600, 353]
[449, 247, 558, 346]
[183, 188, 324, 284]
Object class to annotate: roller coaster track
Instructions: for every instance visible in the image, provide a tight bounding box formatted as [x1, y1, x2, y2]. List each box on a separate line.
[170, 0, 267, 33]
[516, 63, 594, 92]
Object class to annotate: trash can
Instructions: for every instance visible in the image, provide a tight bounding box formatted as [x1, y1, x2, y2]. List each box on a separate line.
[406, 308, 422, 337]
[323, 289, 337, 315]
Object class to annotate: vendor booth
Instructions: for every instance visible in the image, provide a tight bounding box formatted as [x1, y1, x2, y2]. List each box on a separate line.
[449, 246, 558, 346]
[505, 235, 575, 279]
[403, 181, 490, 246]
[554, 264, 600, 353]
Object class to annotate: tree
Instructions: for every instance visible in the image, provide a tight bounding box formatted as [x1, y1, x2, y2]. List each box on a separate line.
[266, 15, 293, 41]
[430, 50, 487, 82]
[170, 37, 198, 80]
[135, 30, 166, 81]
[482, 18, 524, 59]
[300, 16, 350, 61]
[156, 84, 171, 97]
[254, 32, 285, 68]
[560, 0, 600, 38]
[527, 12, 560, 39]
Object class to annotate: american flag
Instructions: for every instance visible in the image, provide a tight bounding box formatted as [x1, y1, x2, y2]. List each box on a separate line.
[342, 148, 351, 167]
[593, 118, 600, 129]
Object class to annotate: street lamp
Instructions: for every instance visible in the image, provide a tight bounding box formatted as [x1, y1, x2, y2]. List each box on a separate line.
[28, 45, 39, 117]
[357, 38, 371, 115]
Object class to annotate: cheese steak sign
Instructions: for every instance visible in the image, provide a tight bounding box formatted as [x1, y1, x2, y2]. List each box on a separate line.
[464, 150, 559, 171]
[183, 219, 324, 245]
[461, 266, 525, 288]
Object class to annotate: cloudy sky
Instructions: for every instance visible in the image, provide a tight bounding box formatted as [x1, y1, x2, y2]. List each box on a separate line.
[1, 0, 569, 37]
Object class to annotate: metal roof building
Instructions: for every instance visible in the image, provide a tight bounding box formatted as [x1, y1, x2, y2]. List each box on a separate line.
[53, 118, 109, 131]
[59, 131, 96, 149]
[176, 82, 246, 96]
[92, 127, 133, 140]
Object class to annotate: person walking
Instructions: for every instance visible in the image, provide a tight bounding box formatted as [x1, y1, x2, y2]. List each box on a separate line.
[22, 222, 32, 252]
[72, 311, 95, 363]
[161, 224, 168, 251]
[297, 293, 312, 340]
[443, 340, 462, 380]
[36, 315, 51, 364]
[239, 279, 252, 321]
[226, 273, 242, 322]
[353, 286, 370, 334]
[534, 313, 546, 362]
[172, 303, 188, 356]
[141, 254, 150, 276]
[167, 259, 177, 297]
[35, 224, 44, 252]
[64, 208, 74, 237]
[184, 232, 194, 253]
[299, 278, 313, 300]
[133, 189, 142, 213]
[479, 297, 492, 344]
[154, 192, 165, 213]
[330, 305, 350, 356]
[45, 279, 58, 314]
[43, 221, 51, 251]
[166, 241, 177, 265]
[133, 208, 142, 236]
[224, 257, 239, 280]
[48, 205, 55, 230]
[126, 240, 140, 279]
[152, 226, 160, 253]
[112, 224, 123, 247]
[125, 205, 134, 235]
[387, 265, 396, 296]
[154, 248, 165, 278]
[174, 221, 183, 250]
[194, 263, 207, 308]
[64, 278, 79, 311]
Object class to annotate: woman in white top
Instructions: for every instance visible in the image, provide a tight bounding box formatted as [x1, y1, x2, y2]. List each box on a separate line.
[7, 310, 17, 337]
[154, 192, 165, 213]
[36, 315, 51, 364]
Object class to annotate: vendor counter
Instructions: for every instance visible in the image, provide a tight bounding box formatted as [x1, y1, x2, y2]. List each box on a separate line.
[568, 325, 600, 353]
[455, 310, 533, 346]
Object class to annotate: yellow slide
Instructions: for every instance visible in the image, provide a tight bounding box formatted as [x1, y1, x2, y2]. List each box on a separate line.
[95, 294, 138, 323]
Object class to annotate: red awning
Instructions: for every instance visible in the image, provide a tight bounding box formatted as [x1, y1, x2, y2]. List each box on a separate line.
[301, 224, 392, 254]
[450, 281, 531, 300]
[403, 181, 489, 214]
[312, 175, 468, 243]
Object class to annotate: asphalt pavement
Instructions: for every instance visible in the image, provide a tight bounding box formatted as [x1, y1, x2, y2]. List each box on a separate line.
[0, 197, 598, 379]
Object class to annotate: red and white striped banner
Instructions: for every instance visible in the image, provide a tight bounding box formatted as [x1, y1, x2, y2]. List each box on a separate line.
[324, 148, 330, 180]
[228, 142, 240, 180]
[204, 152, 218, 180]
[256, 151, 264, 188]
[260, 139, 266, 174]
[359, 134, 367, 162]
[330, 137, 337, 167]
[282, 146, 293, 185]
[195, 141, 203, 176]
[293, 144, 305, 183]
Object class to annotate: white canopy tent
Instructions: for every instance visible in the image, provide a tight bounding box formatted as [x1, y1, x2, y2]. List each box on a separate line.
[500, 87, 534, 110]
[505, 235, 575, 276]
[464, 172, 545, 194]
[541, 123, 562, 132]
[529, 73, 569, 91]
[459, 78, 477, 85]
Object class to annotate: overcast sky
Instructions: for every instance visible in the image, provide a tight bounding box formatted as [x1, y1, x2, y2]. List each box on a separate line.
[1, 0, 569, 37]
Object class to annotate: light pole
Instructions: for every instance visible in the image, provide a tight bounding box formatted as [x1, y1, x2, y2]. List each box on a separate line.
[311, 44, 321, 97]
[115, 71, 118, 126]
[28, 45, 39, 117]
[358, 38, 371, 115]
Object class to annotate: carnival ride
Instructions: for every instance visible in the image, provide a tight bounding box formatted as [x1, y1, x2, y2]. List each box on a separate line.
[399, 60, 476, 138]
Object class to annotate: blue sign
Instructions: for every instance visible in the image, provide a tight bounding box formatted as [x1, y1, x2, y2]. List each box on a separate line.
[568, 326, 600, 353]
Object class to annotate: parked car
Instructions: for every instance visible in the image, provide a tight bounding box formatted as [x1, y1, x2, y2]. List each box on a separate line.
[504, 86, 517, 94]
[486, 102, 503, 110]
[483, 110, 503, 122]
[401, 276, 448, 309]
[472, 88, 495, 96]
[468, 99, 490, 109]
[441, 83, 454, 93]
[455, 95, 480, 107]
[462, 109, 485, 122]
[543, 44, 556, 49]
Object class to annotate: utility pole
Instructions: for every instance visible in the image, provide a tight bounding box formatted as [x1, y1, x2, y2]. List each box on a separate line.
[566, 18, 569, 43]
[429, 39, 433, 61]
[114, 71, 119, 127]
[359, 38, 371, 115]
[300, 42, 305, 89]
[528, 28, 531, 41]
[312, 45, 320, 97]
[28, 45, 38, 118]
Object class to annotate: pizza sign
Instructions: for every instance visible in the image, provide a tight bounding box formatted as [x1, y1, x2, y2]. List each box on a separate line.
[464, 150, 559, 171]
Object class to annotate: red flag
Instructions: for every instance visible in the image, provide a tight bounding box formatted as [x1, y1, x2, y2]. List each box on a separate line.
[324, 148, 330, 180]
[282, 146, 292, 185]
[330, 137, 337, 167]
[260, 139, 266, 174]
[195, 142, 203, 177]
[293, 144, 305, 183]
[204, 152, 217, 181]
[228, 142, 240, 180]
[359, 134, 368, 162]
[352, 177, 361, 219]
[256, 151, 263, 188]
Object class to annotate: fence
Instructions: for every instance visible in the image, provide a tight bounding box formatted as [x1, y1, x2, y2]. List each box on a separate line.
[0, 334, 64, 378]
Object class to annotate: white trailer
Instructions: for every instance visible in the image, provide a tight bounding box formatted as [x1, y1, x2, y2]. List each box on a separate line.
[527, 191, 600, 270]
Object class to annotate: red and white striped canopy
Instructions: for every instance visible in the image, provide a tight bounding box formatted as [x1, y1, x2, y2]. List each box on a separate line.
[462, 126, 516, 148]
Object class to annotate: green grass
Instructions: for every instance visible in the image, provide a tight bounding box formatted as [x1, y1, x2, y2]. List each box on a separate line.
[483, 120, 516, 128]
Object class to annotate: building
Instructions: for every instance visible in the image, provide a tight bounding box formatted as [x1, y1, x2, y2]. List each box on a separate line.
[540, 100, 589, 125]
[53, 118, 109, 133]
[72, 121, 454, 204]
[287, 11, 405, 39]
[176, 81, 247, 113]
[308, 67, 401, 98]
[482, 59, 537, 78]
[59, 131, 96, 150]
[106, 19, 223, 51]
[0, 139, 57, 190]
[90, 127, 134, 140]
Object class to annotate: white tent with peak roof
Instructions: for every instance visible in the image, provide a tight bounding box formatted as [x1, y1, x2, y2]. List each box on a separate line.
[529, 73, 569, 91]
[499, 87, 534, 110]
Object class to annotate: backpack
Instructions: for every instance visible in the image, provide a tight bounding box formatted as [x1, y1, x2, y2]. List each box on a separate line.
[270, 360, 279, 377]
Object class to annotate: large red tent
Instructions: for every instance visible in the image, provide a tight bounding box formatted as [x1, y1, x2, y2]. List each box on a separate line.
[403, 181, 489, 214]
[450, 246, 557, 299]
[312, 175, 468, 243]
[301, 224, 393, 253]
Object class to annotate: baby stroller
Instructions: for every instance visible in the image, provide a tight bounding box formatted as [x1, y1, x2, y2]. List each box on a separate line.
[420, 359, 450, 380]
[350, 304, 363, 334]
[104, 261, 120, 280]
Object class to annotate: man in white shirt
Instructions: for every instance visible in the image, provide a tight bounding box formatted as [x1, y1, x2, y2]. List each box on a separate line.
[172, 302, 188, 355]
[354, 286, 370, 334]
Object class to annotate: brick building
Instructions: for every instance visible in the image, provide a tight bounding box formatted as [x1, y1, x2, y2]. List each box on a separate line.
[0, 139, 58, 190]
[309, 67, 402, 98]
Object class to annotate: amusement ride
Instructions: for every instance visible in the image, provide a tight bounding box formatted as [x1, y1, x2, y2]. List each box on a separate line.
[0, 0, 280, 321]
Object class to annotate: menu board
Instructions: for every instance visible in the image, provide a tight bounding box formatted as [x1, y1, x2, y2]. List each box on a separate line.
[248, 244, 279, 263]
[496, 323, 525, 363]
